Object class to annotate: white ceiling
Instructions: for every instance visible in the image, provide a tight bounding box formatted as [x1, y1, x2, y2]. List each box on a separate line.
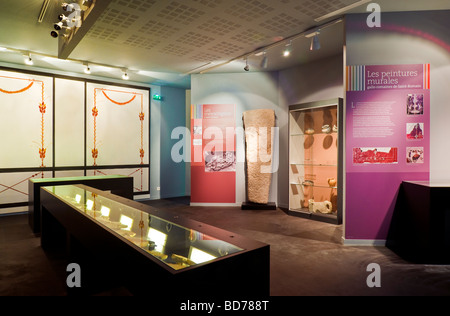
[0, 0, 449, 88]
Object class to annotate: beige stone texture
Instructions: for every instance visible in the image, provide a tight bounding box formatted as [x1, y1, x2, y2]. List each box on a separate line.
[243, 109, 275, 204]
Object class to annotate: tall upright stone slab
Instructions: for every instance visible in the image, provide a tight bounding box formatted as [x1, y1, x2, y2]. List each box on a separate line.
[242, 109, 275, 205]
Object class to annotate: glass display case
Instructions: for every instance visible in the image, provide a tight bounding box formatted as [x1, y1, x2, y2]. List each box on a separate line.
[39, 184, 269, 296]
[288, 98, 343, 224]
[43, 185, 242, 271]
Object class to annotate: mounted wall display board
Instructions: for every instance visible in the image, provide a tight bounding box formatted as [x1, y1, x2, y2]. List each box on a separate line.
[190, 104, 236, 204]
[345, 64, 430, 242]
[0, 67, 150, 215]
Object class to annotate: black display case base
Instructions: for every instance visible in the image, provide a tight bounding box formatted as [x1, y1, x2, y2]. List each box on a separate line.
[241, 202, 277, 210]
[286, 208, 339, 224]
[40, 185, 270, 297]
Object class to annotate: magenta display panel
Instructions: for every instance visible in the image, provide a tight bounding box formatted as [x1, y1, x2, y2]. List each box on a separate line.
[345, 64, 430, 240]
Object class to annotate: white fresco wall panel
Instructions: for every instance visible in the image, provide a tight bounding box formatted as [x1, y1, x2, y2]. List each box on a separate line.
[55, 78, 85, 167]
[0, 171, 52, 204]
[0, 70, 53, 169]
[86, 83, 149, 167]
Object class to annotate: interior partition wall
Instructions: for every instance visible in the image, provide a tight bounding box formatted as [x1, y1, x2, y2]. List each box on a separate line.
[0, 67, 150, 215]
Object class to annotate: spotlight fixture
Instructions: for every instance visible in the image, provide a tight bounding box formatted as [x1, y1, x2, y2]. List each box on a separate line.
[122, 70, 129, 80]
[50, 30, 68, 39]
[54, 22, 71, 31]
[306, 30, 321, 51]
[260, 51, 268, 69]
[58, 13, 80, 27]
[310, 34, 321, 51]
[58, 14, 76, 24]
[84, 63, 91, 74]
[243, 57, 250, 72]
[283, 41, 292, 57]
[24, 54, 33, 66]
[62, 3, 76, 11]
[54, 22, 63, 30]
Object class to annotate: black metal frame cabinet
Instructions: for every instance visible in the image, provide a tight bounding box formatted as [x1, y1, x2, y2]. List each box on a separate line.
[40, 185, 270, 297]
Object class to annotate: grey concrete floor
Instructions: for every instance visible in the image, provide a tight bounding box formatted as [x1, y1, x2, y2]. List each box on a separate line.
[143, 197, 450, 296]
[1, 197, 450, 297]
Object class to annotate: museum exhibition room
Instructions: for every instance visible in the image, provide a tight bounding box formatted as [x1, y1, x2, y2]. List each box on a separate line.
[0, 0, 450, 304]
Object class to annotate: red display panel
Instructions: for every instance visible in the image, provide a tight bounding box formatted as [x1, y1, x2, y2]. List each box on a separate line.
[190, 104, 236, 204]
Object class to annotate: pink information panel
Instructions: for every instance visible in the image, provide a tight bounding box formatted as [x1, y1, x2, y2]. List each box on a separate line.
[345, 64, 430, 240]
[190, 104, 236, 204]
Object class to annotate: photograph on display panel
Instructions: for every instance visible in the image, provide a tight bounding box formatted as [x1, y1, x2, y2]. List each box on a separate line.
[352, 147, 398, 164]
[406, 94, 424, 115]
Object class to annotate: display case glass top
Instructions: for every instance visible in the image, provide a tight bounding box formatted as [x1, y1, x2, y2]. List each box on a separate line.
[42, 185, 243, 271]
[30, 175, 128, 183]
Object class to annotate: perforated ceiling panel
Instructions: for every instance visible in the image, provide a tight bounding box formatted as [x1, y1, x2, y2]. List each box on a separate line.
[115, 0, 157, 12]
[197, 18, 242, 36]
[0, 0, 446, 87]
[73, 0, 366, 74]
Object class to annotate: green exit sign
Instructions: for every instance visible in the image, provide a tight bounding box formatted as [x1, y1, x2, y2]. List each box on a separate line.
[153, 94, 162, 101]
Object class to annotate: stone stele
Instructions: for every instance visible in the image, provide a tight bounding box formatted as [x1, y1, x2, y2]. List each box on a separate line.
[243, 109, 275, 204]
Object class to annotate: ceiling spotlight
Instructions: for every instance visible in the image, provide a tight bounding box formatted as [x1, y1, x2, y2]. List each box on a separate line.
[84, 63, 91, 74]
[62, 3, 76, 11]
[122, 70, 129, 80]
[283, 41, 292, 57]
[310, 34, 321, 51]
[306, 30, 321, 51]
[244, 57, 250, 71]
[50, 30, 68, 39]
[24, 54, 33, 66]
[54, 22, 63, 30]
[54, 22, 71, 31]
[260, 52, 268, 69]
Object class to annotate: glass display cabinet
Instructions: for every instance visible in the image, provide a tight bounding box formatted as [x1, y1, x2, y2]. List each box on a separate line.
[288, 98, 343, 224]
[39, 184, 269, 296]
[28, 175, 134, 233]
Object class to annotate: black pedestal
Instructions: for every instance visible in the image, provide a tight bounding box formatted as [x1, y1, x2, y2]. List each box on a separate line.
[387, 181, 450, 264]
[241, 202, 277, 210]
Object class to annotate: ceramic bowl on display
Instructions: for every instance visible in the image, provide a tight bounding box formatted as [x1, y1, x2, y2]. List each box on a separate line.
[327, 177, 337, 187]
[321, 125, 331, 133]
